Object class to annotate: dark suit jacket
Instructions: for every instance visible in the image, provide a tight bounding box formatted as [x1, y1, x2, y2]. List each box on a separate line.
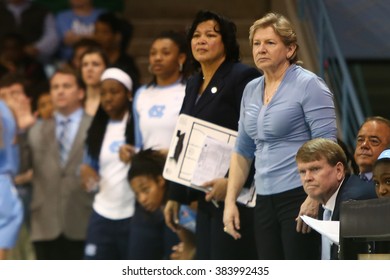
[23, 112, 94, 241]
[320, 174, 377, 259]
[168, 60, 260, 203]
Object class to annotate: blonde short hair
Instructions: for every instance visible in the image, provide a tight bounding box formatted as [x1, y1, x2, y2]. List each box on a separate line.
[249, 12, 300, 64]
[296, 138, 347, 168]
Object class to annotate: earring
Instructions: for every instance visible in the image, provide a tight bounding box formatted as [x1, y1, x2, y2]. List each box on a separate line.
[179, 63, 183, 72]
[148, 64, 152, 73]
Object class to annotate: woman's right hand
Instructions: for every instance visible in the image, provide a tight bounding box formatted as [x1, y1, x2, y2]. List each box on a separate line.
[164, 200, 180, 233]
[223, 201, 242, 240]
[80, 164, 100, 193]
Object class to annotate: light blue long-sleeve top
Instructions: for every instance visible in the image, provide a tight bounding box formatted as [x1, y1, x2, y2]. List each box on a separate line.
[0, 101, 23, 248]
[234, 64, 337, 195]
[0, 100, 18, 176]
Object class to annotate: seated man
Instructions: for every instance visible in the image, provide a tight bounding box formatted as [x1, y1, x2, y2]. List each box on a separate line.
[295, 138, 377, 260]
[354, 116, 390, 181]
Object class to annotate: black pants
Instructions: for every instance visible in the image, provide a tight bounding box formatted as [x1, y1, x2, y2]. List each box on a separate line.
[33, 234, 84, 260]
[195, 198, 257, 260]
[254, 187, 321, 260]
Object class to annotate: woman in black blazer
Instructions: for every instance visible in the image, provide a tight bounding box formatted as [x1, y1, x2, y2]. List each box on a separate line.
[164, 10, 260, 259]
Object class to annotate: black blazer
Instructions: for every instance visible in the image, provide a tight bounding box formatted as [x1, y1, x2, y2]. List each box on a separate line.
[169, 60, 260, 203]
[321, 174, 377, 259]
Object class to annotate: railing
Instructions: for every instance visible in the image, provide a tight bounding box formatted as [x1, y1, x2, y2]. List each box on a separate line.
[298, 0, 370, 149]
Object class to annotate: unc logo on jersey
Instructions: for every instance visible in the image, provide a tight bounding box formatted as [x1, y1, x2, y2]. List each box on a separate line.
[148, 105, 165, 118]
[109, 140, 125, 153]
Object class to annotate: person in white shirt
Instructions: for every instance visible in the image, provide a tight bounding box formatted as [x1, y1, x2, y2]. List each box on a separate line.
[80, 67, 135, 259]
[120, 30, 191, 156]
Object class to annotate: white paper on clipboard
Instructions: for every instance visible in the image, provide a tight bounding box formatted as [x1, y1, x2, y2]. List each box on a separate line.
[190, 136, 232, 187]
[163, 114, 256, 207]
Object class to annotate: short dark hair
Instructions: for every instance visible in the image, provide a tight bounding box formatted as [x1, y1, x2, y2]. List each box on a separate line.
[96, 12, 134, 53]
[127, 149, 166, 181]
[0, 73, 27, 91]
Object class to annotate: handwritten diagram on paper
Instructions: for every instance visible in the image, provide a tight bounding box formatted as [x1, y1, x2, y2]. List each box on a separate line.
[163, 114, 256, 207]
[191, 136, 233, 187]
[164, 114, 237, 191]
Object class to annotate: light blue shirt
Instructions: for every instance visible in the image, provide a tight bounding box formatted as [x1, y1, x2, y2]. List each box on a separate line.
[235, 64, 337, 195]
[55, 108, 83, 149]
[55, 8, 104, 60]
[0, 101, 18, 176]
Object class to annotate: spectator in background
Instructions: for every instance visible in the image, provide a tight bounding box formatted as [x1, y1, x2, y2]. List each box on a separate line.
[56, 0, 104, 62]
[0, 0, 59, 63]
[79, 46, 108, 116]
[80, 68, 135, 260]
[68, 38, 100, 71]
[21, 67, 93, 259]
[0, 33, 48, 98]
[34, 86, 53, 120]
[94, 12, 140, 91]
[0, 73, 35, 132]
[354, 116, 390, 182]
[122, 30, 190, 156]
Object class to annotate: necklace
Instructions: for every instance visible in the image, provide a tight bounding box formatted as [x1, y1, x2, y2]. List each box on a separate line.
[264, 87, 278, 104]
[263, 64, 289, 104]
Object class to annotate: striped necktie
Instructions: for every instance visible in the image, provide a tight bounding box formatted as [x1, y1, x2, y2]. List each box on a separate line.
[58, 118, 71, 165]
[321, 208, 333, 260]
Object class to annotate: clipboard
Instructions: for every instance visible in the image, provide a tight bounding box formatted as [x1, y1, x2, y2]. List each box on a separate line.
[163, 114, 256, 207]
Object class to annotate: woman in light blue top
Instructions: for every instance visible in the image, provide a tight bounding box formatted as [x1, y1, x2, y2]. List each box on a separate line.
[223, 12, 337, 260]
[0, 100, 23, 259]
